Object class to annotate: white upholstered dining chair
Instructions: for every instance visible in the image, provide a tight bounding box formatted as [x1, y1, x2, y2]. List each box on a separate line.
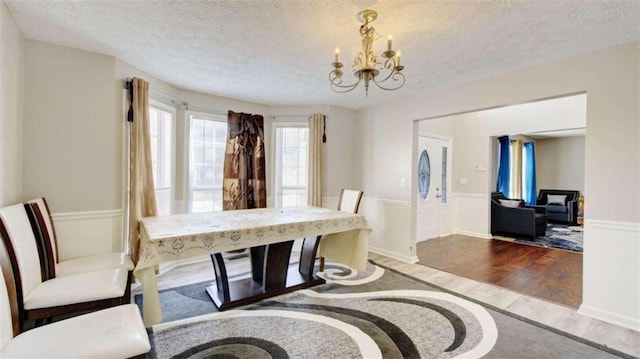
[0, 203, 130, 330]
[26, 197, 133, 277]
[337, 189, 364, 214]
[0, 232, 150, 358]
[319, 188, 364, 271]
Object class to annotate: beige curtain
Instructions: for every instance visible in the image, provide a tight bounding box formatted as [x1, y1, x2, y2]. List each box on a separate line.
[308, 113, 325, 207]
[509, 139, 523, 199]
[127, 77, 157, 264]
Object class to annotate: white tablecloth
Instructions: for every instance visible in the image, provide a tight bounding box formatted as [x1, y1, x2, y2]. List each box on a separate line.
[134, 206, 371, 326]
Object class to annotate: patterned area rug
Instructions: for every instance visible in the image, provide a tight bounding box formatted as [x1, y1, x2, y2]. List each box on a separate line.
[141, 261, 627, 358]
[498, 224, 584, 252]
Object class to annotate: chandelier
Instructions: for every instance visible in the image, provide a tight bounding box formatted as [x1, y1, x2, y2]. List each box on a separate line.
[329, 9, 405, 95]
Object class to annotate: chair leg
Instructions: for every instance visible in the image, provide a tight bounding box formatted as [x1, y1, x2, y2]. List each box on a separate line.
[319, 256, 325, 272]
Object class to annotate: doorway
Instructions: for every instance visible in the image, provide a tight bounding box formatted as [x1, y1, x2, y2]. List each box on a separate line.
[416, 135, 452, 242]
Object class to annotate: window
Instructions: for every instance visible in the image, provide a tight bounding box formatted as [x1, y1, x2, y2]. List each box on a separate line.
[189, 114, 227, 212]
[274, 125, 309, 207]
[148, 104, 174, 215]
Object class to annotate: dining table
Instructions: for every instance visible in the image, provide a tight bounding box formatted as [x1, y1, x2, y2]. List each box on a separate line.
[134, 206, 371, 326]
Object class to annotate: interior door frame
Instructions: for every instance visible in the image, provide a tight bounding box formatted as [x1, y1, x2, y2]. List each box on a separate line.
[413, 131, 454, 246]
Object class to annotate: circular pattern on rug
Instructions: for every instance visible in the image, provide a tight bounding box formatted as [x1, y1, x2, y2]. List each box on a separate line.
[317, 261, 383, 285]
[150, 290, 497, 358]
[151, 310, 382, 358]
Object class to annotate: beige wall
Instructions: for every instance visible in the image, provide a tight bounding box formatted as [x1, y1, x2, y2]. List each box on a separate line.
[264, 105, 360, 206]
[361, 42, 640, 329]
[22, 40, 120, 213]
[536, 136, 585, 193]
[0, 3, 23, 206]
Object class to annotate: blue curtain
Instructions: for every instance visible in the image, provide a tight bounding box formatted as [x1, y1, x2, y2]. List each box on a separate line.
[496, 136, 510, 195]
[523, 142, 537, 205]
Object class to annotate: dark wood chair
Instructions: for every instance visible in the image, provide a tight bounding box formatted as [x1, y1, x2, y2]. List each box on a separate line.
[0, 203, 131, 331]
[26, 197, 133, 278]
[0, 229, 150, 358]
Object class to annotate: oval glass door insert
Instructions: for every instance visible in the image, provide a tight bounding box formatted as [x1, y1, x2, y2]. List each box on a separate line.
[418, 149, 431, 200]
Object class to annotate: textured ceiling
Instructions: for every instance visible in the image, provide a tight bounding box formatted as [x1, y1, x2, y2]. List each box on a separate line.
[4, 0, 639, 110]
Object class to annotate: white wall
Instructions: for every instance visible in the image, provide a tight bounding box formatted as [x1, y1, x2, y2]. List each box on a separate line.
[536, 136, 585, 193]
[360, 42, 640, 330]
[0, 3, 23, 206]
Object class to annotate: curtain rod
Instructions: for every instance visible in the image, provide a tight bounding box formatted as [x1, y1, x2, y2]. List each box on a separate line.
[125, 78, 326, 119]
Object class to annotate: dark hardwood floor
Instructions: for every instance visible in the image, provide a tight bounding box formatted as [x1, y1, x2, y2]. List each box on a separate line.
[416, 234, 582, 308]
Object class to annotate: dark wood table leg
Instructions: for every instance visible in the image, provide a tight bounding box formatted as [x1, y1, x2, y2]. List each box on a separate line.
[209, 253, 230, 304]
[299, 236, 322, 278]
[206, 238, 326, 311]
[250, 245, 266, 283]
[263, 240, 294, 291]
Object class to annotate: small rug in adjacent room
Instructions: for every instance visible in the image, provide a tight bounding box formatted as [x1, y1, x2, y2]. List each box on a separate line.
[498, 224, 584, 252]
[143, 261, 628, 359]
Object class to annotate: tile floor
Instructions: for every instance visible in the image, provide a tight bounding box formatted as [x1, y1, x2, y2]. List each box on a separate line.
[134, 252, 640, 357]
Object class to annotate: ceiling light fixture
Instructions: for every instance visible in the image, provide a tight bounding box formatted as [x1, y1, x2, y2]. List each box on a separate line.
[329, 9, 405, 96]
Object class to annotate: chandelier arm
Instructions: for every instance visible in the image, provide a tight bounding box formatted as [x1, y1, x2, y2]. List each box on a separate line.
[372, 58, 398, 83]
[329, 72, 363, 93]
[372, 72, 406, 91]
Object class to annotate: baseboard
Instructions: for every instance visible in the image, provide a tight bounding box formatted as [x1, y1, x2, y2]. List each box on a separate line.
[453, 229, 492, 239]
[369, 246, 418, 264]
[577, 304, 640, 331]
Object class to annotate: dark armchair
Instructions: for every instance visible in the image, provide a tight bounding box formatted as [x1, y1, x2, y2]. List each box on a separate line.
[536, 189, 580, 225]
[491, 192, 547, 238]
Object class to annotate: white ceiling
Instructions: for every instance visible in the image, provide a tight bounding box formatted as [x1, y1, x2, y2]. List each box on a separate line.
[4, 0, 639, 110]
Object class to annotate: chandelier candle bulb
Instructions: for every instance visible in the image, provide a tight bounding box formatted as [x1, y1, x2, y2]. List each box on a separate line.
[334, 48, 340, 63]
[387, 36, 393, 52]
[396, 51, 401, 66]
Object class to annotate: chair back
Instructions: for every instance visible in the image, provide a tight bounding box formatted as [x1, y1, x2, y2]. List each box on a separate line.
[0, 205, 45, 307]
[337, 189, 364, 214]
[27, 198, 58, 265]
[0, 234, 20, 347]
[25, 202, 56, 279]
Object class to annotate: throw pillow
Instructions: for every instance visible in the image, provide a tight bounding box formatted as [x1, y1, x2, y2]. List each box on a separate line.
[547, 194, 567, 205]
[499, 199, 522, 208]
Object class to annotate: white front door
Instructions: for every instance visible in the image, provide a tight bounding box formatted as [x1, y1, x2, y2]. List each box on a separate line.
[416, 136, 451, 242]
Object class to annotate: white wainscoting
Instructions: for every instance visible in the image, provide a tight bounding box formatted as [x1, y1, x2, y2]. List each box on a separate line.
[579, 219, 640, 331]
[51, 209, 124, 261]
[357, 197, 417, 263]
[451, 192, 491, 239]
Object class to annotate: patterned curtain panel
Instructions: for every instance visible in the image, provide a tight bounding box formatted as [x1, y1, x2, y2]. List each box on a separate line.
[223, 110, 267, 210]
[127, 77, 158, 264]
[307, 113, 325, 207]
